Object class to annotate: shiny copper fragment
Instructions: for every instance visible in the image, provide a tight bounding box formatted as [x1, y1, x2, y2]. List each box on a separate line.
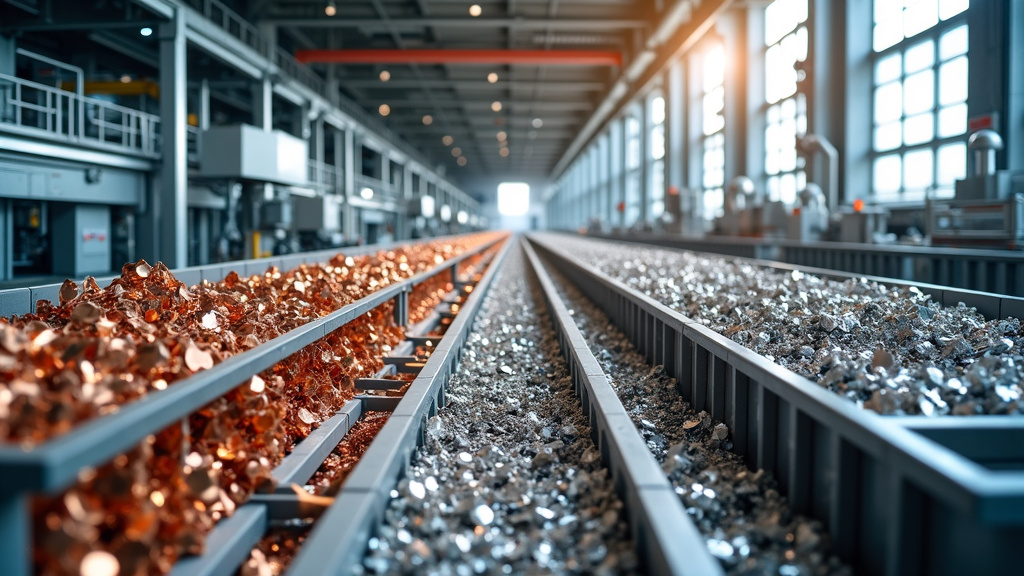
[305, 412, 390, 496]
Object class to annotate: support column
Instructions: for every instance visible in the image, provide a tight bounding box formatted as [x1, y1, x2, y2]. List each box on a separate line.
[198, 79, 211, 130]
[342, 129, 357, 239]
[158, 10, 188, 268]
[0, 199, 10, 281]
[253, 76, 273, 131]
[0, 34, 15, 75]
[666, 60, 686, 193]
[639, 98, 650, 223]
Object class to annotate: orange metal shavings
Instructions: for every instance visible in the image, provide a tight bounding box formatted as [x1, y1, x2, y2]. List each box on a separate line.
[3, 232, 505, 576]
[305, 412, 391, 496]
[237, 525, 312, 576]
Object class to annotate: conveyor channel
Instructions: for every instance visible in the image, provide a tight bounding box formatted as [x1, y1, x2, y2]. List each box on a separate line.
[4, 232, 1024, 575]
[527, 232, 1024, 576]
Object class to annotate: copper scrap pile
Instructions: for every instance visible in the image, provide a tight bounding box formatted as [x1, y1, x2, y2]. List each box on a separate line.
[237, 525, 312, 576]
[305, 411, 391, 496]
[0, 232, 502, 575]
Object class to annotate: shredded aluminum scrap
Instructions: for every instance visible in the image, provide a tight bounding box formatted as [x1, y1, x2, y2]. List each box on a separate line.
[548, 235, 1024, 416]
[360, 247, 639, 575]
[549, 265, 851, 575]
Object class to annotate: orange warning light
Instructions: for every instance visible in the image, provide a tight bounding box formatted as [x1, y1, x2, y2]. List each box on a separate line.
[616, 201, 625, 213]
[853, 198, 865, 213]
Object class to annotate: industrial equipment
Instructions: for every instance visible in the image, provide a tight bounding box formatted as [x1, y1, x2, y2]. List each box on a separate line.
[714, 176, 788, 238]
[786, 182, 829, 241]
[929, 129, 1024, 249]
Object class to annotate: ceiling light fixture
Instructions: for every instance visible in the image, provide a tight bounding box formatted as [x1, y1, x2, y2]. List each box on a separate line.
[451, 147, 462, 157]
[140, 27, 153, 37]
[491, 101, 502, 112]
[499, 147, 510, 157]
[442, 135, 454, 146]
[532, 118, 543, 128]
[120, 75, 132, 83]
[457, 157, 467, 166]
[378, 104, 391, 116]
[469, 4, 482, 17]
[379, 70, 391, 82]
[496, 131, 507, 141]
[487, 72, 498, 83]
[325, 1, 337, 16]
[422, 114, 433, 125]
[360, 187, 374, 199]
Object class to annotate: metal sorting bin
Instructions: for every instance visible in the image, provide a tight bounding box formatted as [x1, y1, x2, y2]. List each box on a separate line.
[522, 239, 724, 576]
[285, 237, 514, 574]
[0, 234, 505, 576]
[590, 230, 1024, 298]
[528, 234, 1024, 576]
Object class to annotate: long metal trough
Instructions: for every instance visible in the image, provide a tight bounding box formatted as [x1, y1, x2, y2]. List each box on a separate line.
[528, 233, 1024, 576]
[522, 239, 723, 576]
[0, 234, 505, 576]
[283, 236, 514, 575]
[590, 230, 1024, 298]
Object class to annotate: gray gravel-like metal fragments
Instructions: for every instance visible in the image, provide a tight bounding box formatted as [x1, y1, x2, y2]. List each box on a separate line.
[359, 246, 640, 576]
[548, 264, 852, 575]
[541, 234, 1024, 416]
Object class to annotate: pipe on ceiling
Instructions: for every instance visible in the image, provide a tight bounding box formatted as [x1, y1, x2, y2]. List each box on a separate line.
[294, 49, 622, 67]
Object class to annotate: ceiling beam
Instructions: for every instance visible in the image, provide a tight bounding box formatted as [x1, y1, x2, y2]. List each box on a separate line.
[337, 79, 606, 92]
[296, 49, 621, 67]
[267, 18, 648, 31]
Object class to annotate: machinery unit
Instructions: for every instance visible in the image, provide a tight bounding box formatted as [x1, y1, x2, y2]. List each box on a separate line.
[930, 129, 1024, 249]
[714, 176, 789, 238]
[199, 124, 310, 186]
[786, 183, 829, 242]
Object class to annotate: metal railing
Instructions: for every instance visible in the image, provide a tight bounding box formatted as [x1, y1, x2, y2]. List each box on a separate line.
[307, 160, 341, 191]
[0, 73, 160, 157]
[353, 174, 400, 203]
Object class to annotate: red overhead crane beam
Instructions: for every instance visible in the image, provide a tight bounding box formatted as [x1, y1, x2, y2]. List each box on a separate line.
[294, 49, 622, 67]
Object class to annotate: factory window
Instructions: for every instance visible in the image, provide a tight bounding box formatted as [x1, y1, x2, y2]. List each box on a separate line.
[498, 182, 530, 216]
[871, 0, 969, 201]
[763, 0, 808, 206]
[702, 43, 726, 220]
[624, 112, 642, 225]
[649, 94, 666, 217]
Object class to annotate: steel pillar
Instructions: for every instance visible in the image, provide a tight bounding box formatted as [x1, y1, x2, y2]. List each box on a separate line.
[158, 11, 188, 269]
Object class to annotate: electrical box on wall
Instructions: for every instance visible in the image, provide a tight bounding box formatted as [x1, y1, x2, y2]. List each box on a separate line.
[50, 203, 111, 277]
[292, 194, 342, 231]
[199, 124, 309, 186]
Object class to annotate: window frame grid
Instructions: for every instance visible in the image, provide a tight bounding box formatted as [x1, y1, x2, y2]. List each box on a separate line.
[761, 0, 809, 206]
[869, 7, 969, 201]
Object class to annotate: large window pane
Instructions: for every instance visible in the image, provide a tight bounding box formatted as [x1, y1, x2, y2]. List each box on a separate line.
[937, 103, 967, 137]
[936, 142, 966, 186]
[874, 154, 902, 193]
[904, 39, 935, 73]
[904, 0, 939, 38]
[903, 70, 935, 114]
[938, 56, 968, 105]
[904, 148, 934, 190]
[903, 112, 935, 145]
[939, 25, 968, 59]
[875, 82, 904, 123]
[876, 52, 903, 84]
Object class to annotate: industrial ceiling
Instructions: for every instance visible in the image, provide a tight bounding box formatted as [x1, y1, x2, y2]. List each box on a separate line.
[249, 0, 677, 191]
